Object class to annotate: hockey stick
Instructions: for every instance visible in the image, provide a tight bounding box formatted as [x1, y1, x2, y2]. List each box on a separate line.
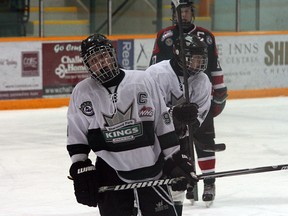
[172, 0, 199, 201]
[198, 163, 288, 180]
[98, 164, 288, 192]
[193, 137, 226, 152]
[98, 177, 183, 192]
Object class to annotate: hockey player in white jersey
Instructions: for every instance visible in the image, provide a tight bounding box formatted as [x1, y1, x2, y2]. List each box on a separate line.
[66, 33, 198, 216]
[146, 33, 212, 215]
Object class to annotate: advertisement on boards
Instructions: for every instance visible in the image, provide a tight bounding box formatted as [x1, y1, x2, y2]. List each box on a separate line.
[0, 42, 42, 100]
[217, 34, 288, 90]
[117, 39, 134, 70]
[1, 33, 288, 101]
[42, 41, 89, 96]
[133, 39, 154, 70]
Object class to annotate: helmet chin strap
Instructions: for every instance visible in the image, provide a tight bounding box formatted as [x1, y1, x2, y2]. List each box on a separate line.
[102, 69, 125, 88]
[180, 21, 193, 30]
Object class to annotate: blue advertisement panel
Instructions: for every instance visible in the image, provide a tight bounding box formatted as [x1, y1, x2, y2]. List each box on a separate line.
[117, 40, 134, 70]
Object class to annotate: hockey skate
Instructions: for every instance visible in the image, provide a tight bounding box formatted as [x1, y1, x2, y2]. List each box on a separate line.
[185, 186, 195, 205]
[202, 183, 215, 208]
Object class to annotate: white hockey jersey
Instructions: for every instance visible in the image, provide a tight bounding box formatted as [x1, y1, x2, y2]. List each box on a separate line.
[67, 69, 180, 183]
[146, 60, 212, 125]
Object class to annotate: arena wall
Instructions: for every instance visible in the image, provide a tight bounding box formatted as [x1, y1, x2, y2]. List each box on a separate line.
[1, 32, 288, 110]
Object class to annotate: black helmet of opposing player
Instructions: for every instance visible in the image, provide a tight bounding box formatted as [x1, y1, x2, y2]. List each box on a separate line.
[174, 34, 208, 76]
[80, 34, 119, 84]
[171, 0, 195, 29]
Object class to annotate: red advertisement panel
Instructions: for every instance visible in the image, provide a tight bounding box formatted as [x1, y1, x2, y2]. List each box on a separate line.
[22, 52, 39, 77]
[42, 42, 89, 96]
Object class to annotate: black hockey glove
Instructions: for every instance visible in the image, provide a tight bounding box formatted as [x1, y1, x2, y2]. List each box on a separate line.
[172, 115, 187, 138]
[69, 159, 99, 207]
[163, 152, 198, 191]
[172, 103, 200, 134]
[211, 87, 228, 117]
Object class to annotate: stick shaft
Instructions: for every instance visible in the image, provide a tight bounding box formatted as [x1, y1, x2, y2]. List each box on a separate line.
[198, 164, 288, 180]
[98, 164, 288, 192]
[175, 3, 199, 200]
[98, 178, 180, 192]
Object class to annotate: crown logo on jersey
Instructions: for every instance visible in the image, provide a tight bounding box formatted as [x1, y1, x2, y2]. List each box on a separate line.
[185, 35, 194, 46]
[103, 103, 134, 131]
[168, 92, 185, 107]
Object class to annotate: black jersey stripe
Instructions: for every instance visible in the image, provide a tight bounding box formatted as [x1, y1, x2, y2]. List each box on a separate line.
[66, 144, 91, 157]
[158, 131, 179, 150]
[117, 153, 165, 181]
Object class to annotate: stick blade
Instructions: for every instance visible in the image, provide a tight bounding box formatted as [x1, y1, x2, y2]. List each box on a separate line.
[203, 143, 226, 152]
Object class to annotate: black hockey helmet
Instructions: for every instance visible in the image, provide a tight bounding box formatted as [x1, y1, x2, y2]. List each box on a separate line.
[173, 33, 208, 76]
[171, 0, 195, 28]
[80, 34, 120, 84]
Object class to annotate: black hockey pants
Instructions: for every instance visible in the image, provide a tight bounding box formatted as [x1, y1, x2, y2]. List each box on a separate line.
[96, 157, 178, 216]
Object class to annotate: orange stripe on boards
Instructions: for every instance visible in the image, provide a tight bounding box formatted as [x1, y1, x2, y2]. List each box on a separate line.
[0, 36, 87, 42]
[0, 34, 157, 42]
[0, 88, 287, 110]
[213, 31, 288, 37]
[2, 31, 288, 42]
[0, 98, 70, 110]
[228, 88, 288, 99]
[1, 31, 288, 42]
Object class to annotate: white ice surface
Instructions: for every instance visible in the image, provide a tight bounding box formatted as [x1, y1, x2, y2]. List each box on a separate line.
[0, 97, 288, 216]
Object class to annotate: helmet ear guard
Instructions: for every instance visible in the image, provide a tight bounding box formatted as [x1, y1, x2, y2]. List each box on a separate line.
[173, 33, 208, 76]
[80, 34, 120, 84]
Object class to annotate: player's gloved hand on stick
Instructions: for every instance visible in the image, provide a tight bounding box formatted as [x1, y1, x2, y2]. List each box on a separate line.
[172, 115, 187, 138]
[69, 159, 99, 207]
[163, 152, 198, 191]
[172, 103, 198, 124]
[172, 102, 200, 133]
[211, 87, 228, 117]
